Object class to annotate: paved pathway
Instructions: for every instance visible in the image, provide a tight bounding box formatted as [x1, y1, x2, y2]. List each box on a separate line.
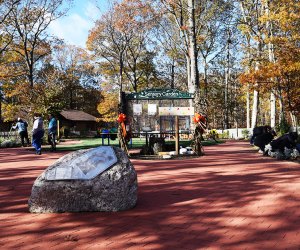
[1, 141, 300, 249]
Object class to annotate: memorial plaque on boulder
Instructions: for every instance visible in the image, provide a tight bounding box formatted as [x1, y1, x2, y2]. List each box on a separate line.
[28, 146, 138, 213]
[45, 147, 118, 180]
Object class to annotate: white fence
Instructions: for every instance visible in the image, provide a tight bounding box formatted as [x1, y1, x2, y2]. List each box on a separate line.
[216, 126, 299, 140]
[216, 128, 251, 139]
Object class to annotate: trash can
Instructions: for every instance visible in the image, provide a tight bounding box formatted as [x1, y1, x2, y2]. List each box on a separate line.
[110, 127, 118, 140]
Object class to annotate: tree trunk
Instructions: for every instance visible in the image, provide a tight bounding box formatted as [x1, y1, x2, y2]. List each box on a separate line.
[265, 0, 276, 128]
[28, 64, 34, 88]
[188, 0, 200, 112]
[246, 84, 251, 129]
[119, 53, 124, 113]
[251, 90, 259, 128]
[186, 54, 192, 92]
[224, 67, 229, 129]
[276, 84, 284, 123]
[224, 29, 231, 129]
[246, 37, 251, 129]
[203, 59, 208, 100]
[171, 59, 175, 89]
[70, 91, 73, 109]
[289, 112, 297, 128]
[251, 39, 263, 128]
[270, 92, 276, 128]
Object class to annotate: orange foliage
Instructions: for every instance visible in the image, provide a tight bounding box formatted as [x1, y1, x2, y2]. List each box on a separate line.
[239, 0, 300, 113]
[97, 91, 119, 123]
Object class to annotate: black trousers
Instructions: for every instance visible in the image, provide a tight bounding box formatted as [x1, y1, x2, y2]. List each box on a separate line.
[48, 133, 56, 151]
[19, 131, 29, 146]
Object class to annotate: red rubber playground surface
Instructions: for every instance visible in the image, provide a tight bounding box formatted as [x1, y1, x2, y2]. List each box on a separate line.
[1, 141, 300, 249]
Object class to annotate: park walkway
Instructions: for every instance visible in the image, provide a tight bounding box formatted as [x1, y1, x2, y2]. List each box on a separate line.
[0, 141, 300, 249]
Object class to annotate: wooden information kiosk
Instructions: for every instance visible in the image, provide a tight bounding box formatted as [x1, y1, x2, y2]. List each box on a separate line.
[125, 89, 195, 155]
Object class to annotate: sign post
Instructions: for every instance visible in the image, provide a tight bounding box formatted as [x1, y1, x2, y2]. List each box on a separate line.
[175, 116, 179, 155]
[158, 107, 194, 155]
[57, 120, 60, 141]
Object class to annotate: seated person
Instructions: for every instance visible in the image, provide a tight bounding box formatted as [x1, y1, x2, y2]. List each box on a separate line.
[270, 132, 298, 152]
[254, 130, 276, 155]
[250, 125, 272, 145]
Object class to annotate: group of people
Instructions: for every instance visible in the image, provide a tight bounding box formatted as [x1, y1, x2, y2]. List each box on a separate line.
[12, 114, 57, 155]
[251, 125, 299, 155]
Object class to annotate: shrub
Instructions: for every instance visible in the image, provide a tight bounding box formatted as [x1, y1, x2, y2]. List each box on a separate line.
[242, 129, 250, 139]
[276, 119, 290, 136]
[0, 139, 20, 148]
[219, 130, 230, 139]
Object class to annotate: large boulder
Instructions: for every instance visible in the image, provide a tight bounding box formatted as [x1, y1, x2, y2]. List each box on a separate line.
[28, 146, 138, 213]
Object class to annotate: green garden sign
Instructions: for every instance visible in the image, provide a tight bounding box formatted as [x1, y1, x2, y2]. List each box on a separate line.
[125, 88, 193, 100]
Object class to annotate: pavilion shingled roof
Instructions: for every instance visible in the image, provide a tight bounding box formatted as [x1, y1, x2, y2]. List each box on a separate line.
[60, 110, 97, 121]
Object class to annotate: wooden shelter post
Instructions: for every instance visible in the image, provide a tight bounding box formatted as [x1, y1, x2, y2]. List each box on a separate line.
[175, 116, 179, 155]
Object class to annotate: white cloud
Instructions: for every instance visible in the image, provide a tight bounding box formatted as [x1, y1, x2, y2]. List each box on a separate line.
[84, 1, 101, 21]
[48, 13, 93, 48]
[48, 0, 106, 48]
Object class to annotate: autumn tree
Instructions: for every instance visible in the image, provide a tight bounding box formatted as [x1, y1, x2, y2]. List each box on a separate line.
[124, 38, 155, 92]
[88, 0, 158, 116]
[264, 0, 300, 128]
[155, 15, 187, 89]
[159, 0, 232, 114]
[87, 5, 129, 100]
[3, 0, 71, 88]
[0, 0, 21, 120]
[238, 0, 267, 128]
[135, 51, 162, 89]
[97, 90, 119, 123]
[50, 44, 101, 115]
[0, 0, 20, 55]
[255, 0, 300, 128]
[239, 0, 300, 130]
[159, 0, 196, 95]
[197, 0, 234, 126]
[0, 0, 73, 122]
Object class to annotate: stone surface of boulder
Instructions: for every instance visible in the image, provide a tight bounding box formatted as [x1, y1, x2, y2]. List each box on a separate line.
[28, 146, 138, 213]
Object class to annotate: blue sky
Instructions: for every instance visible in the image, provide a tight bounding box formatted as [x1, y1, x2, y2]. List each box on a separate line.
[48, 0, 109, 48]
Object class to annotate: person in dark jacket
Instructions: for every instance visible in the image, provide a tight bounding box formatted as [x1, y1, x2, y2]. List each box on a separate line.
[270, 132, 298, 153]
[250, 125, 272, 145]
[12, 117, 29, 146]
[48, 114, 57, 152]
[254, 131, 276, 155]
